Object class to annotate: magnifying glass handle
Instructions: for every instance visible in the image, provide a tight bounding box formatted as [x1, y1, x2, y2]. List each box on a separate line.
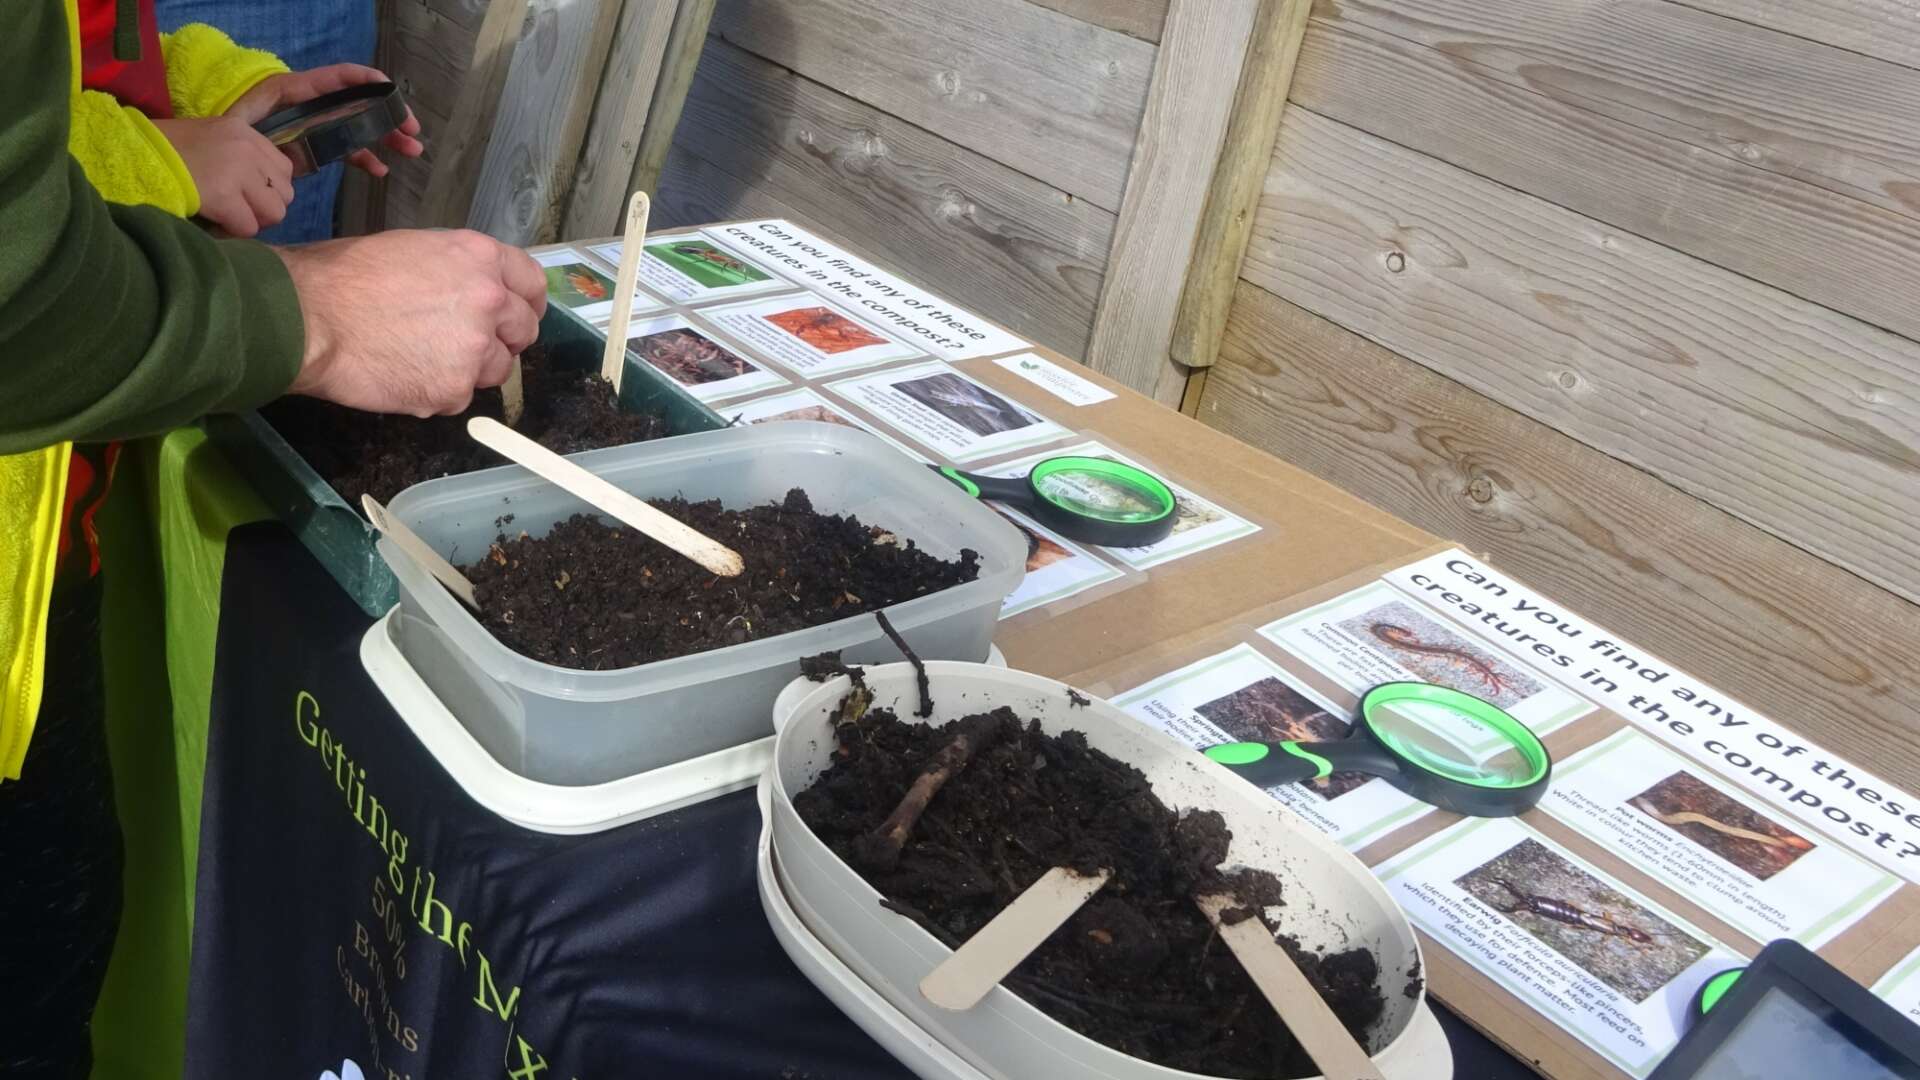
[930, 465, 1037, 510]
[1203, 740, 1402, 788]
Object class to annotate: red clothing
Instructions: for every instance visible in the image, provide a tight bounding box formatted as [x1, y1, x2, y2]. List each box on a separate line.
[77, 0, 170, 118]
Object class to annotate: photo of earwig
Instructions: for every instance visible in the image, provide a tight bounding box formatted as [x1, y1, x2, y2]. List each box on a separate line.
[1457, 838, 1710, 1003]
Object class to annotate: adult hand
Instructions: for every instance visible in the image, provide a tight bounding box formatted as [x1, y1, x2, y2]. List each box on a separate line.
[152, 116, 294, 237]
[277, 230, 548, 416]
[227, 64, 425, 178]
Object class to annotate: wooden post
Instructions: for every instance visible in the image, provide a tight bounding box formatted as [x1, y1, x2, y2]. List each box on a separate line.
[626, 0, 718, 198]
[417, 0, 531, 229]
[1168, 0, 1312, 376]
[1082, 0, 1263, 406]
[560, 0, 681, 239]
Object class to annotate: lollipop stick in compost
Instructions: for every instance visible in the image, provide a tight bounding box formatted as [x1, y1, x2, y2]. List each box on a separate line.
[599, 191, 652, 393]
[1195, 892, 1385, 1080]
[920, 866, 1112, 1011]
[361, 494, 479, 610]
[466, 416, 744, 577]
[500, 356, 525, 426]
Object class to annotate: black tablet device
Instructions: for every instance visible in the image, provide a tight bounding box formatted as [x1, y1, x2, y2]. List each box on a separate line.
[1651, 939, 1920, 1079]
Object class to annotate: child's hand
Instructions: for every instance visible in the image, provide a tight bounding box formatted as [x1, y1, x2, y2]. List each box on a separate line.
[227, 64, 425, 178]
[152, 116, 294, 238]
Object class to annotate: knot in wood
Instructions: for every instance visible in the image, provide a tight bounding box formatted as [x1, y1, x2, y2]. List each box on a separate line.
[1384, 251, 1407, 273]
[1467, 475, 1495, 503]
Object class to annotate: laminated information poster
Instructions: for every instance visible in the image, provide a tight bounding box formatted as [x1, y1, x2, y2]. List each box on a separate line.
[987, 441, 1260, 570]
[624, 312, 788, 403]
[588, 233, 795, 305]
[825, 362, 1070, 463]
[704, 220, 1031, 361]
[1872, 945, 1920, 1024]
[991, 504, 1124, 618]
[1112, 644, 1433, 848]
[1542, 729, 1899, 948]
[1375, 818, 1744, 1078]
[1261, 580, 1595, 736]
[697, 294, 925, 377]
[534, 247, 665, 325]
[717, 387, 929, 462]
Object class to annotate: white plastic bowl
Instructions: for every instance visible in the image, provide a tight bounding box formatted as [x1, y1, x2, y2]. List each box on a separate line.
[765, 662, 1448, 1080]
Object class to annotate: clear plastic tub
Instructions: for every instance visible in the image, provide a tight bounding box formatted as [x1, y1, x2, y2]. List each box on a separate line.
[380, 422, 1028, 786]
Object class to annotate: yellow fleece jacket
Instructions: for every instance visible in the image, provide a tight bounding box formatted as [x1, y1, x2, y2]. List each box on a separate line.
[1, 6, 285, 779]
[69, 21, 289, 217]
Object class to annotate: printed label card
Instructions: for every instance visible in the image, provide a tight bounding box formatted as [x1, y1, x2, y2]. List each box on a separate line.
[986, 441, 1259, 570]
[624, 313, 788, 403]
[1542, 729, 1898, 948]
[717, 387, 930, 462]
[589, 233, 795, 305]
[1376, 818, 1745, 1078]
[1112, 644, 1432, 847]
[992, 505, 1125, 618]
[824, 363, 1070, 463]
[1262, 581, 1594, 736]
[990, 353, 1117, 406]
[699, 295, 926, 377]
[535, 247, 665, 324]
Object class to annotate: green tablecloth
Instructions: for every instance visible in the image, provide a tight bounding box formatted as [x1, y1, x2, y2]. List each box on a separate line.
[92, 427, 266, 1080]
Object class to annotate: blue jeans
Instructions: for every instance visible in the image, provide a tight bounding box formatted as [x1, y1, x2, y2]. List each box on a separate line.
[155, 0, 378, 244]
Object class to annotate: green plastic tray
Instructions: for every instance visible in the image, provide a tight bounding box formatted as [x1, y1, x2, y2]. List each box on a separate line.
[206, 303, 728, 616]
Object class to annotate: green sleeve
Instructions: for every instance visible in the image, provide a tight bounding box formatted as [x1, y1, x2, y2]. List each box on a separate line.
[0, 0, 305, 455]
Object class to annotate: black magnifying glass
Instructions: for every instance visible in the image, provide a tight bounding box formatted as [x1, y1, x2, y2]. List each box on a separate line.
[253, 82, 410, 178]
[1202, 682, 1552, 817]
[931, 456, 1179, 547]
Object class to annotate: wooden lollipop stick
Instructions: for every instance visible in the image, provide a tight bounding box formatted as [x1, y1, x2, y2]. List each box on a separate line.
[1195, 893, 1385, 1080]
[466, 416, 745, 577]
[361, 494, 480, 610]
[599, 191, 652, 393]
[919, 867, 1111, 1012]
[501, 357, 526, 427]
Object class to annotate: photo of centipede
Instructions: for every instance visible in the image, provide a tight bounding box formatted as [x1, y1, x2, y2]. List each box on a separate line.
[631, 327, 761, 387]
[764, 306, 890, 354]
[1458, 838, 1710, 1003]
[1195, 677, 1371, 800]
[1336, 600, 1544, 710]
[1630, 771, 1815, 880]
[649, 240, 773, 290]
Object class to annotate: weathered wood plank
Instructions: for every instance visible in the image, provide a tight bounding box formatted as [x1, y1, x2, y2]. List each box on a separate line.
[1243, 108, 1920, 604]
[415, 0, 529, 228]
[626, 0, 717, 198]
[465, 0, 625, 244]
[1324, 0, 1920, 222]
[1022, 0, 1166, 42]
[386, 0, 478, 148]
[1290, 13, 1920, 347]
[1167, 0, 1312, 371]
[1667, 0, 1920, 70]
[561, 0, 680, 239]
[659, 39, 1116, 357]
[1201, 281, 1920, 785]
[1084, 0, 1261, 402]
[707, 0, 1155, 212]
[383, 98, 452, 230]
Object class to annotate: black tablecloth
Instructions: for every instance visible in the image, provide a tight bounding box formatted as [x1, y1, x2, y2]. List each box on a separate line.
[184, 524, 1536, 1079]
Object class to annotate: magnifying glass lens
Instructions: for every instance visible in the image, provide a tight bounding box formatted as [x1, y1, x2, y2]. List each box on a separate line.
[1361, 686, 1549, 791]
[1030, 457, 1176, 525]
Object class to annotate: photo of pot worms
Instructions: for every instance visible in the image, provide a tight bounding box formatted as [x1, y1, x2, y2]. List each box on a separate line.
[1457, 838, 1710, 1003]
[1629, 771, 1815, 880]
[1195, 677, 1370, 799]
[1337, 600, 1543, 710]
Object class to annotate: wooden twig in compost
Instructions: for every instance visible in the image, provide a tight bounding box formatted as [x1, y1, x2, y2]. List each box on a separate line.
[874, 609, 931, 718]
[851, 710, 1005, 873]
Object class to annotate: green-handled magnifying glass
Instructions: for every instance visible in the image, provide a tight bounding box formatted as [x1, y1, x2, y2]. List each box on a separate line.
[1202, 682, 1552, 817]
[931, 456, 1179, 547]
